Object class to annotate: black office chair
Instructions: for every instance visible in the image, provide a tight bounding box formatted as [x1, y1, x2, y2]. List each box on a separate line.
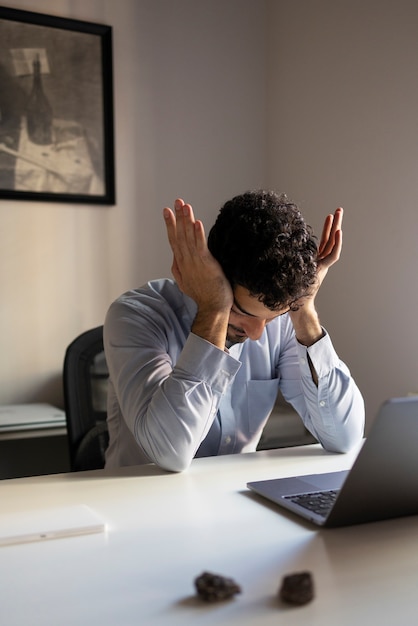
[63, 326, 109, 471]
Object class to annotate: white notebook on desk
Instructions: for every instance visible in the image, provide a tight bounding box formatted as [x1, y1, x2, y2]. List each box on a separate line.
[0, 403, 66, 432]
[0, 505, 106, 546]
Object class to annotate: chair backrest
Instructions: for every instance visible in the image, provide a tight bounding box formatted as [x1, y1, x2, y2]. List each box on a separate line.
[63, 326, 109, 471]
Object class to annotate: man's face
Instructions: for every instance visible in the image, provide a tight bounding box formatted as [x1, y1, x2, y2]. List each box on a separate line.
[227, 285, 289, 344]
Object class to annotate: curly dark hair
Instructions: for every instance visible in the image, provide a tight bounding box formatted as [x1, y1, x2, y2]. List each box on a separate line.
[207, 190, 318, 310]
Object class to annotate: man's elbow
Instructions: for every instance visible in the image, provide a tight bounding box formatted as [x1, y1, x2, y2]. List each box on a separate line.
[143, 442, 195, 473]
[321, 426, 364, 455]
[154, 453, 193, 473]
[137, 420, 197, 472]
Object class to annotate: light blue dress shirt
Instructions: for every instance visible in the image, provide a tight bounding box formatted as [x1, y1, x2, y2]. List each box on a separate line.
[104, 279, 364, 472]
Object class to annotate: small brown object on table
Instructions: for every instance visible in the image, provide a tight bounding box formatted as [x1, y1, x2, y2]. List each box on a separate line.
[279, 571, 314, 605]
[194, 571, 241, 602]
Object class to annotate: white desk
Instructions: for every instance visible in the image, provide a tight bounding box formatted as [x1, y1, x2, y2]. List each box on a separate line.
[1, 443, 417, 625]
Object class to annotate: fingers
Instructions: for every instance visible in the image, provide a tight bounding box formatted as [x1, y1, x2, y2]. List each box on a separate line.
[162, 199, 232, 312]
[327, 227, 342, 264]
[318, 207, 343, 260]
[163, 198, 207, 258]
[163, 205, 177, 252]
[318, 214, 333, 256]
[163, 198, 190, 254]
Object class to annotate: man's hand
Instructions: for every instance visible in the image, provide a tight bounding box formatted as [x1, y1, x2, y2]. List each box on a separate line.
[288, 207, 344, 350]
[316, 207, 343, 290]
[163, 199, 233, 348]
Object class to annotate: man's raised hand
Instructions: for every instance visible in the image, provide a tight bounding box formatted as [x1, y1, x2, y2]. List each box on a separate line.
[163, 198, 233, 315]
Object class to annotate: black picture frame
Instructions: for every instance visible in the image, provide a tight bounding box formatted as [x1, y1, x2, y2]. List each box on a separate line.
[0, 7, 115, 205]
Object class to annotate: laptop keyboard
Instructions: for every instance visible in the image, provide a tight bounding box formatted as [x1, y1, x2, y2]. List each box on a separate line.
[284, 490, 339, 516]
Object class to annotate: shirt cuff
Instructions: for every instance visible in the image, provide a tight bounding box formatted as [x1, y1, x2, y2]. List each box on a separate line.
[175, 332, 241, 393]
[296, 328, 340, 379]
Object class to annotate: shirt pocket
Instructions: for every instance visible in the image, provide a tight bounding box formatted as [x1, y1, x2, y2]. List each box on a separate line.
[246, 379, 280, 436]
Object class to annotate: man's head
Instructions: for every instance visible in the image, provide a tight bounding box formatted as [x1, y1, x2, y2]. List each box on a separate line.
[208, 190, 318, 313]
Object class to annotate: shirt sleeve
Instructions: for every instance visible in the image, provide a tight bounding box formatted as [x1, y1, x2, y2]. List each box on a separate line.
[104, 301, 241, 472]
[279, 327, 365, 453]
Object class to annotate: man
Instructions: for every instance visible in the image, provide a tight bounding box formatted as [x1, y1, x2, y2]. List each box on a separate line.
[104, 190, 364, 472]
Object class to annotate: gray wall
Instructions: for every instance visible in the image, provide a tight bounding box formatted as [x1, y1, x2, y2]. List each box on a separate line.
[267, 0, 418, 425]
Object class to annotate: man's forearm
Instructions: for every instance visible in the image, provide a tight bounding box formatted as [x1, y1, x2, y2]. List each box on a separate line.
[191, 308, 230, 350]
[289, 305, 325, 386]
[290, 304, 325, 347]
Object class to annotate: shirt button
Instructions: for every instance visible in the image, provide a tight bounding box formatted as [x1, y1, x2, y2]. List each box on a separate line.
[300, 358, 306, 365]
[225, 436, 232, 445]
[319, 400, 326, 407]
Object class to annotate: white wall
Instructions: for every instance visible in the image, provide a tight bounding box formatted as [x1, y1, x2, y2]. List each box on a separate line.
[3, 0, 416, 429]
[0, 0, 267, 406]
[267, 0, 418, 424]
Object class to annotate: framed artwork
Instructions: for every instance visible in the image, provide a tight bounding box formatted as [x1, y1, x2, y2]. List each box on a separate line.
[0, 7, 115, 204]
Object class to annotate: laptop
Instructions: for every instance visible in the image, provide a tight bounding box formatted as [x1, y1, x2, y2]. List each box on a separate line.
[247, 396, 418, 527]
